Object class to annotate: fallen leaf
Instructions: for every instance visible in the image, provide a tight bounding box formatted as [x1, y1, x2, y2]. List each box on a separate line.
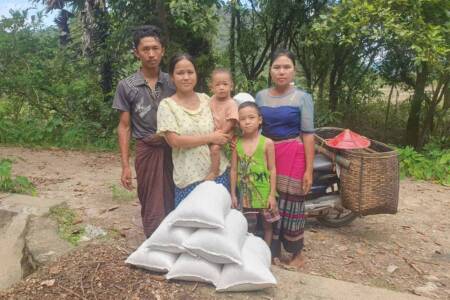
[338, 245, 348, 251]
[107, 206, 119, 211]
[148, 274, 166, 281]
[387, 265, 398, 273]
[423, 275, 439, 282]
[356, 248, 366, 255]
[49, 266, 61, 275]
[40, 279, 55, 287]
[413, 282, 438, 296]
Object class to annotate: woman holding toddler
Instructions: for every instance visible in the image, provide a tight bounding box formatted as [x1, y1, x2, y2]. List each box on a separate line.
[157, 54, 236, 206]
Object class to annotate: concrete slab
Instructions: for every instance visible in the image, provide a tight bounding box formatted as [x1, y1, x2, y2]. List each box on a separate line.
[0, 212, 28, 289]
[271, 268, 431, 300]
[193, 267, 431, 300]
[0, 194, 64, 217]
[0, 209, 17, 230]
[0, 194, 67, 290]
[25, 216, 73, 266]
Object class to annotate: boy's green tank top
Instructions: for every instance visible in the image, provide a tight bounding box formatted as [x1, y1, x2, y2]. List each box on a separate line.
[236, 135, 271, 208]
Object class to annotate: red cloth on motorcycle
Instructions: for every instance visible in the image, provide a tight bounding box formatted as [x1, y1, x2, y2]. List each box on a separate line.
[325, 129, 371, 149]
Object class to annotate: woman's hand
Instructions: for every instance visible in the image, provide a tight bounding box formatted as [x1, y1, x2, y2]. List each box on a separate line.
[231, 195, 238, 208]
[229, 135, 238, 151]
[302, 169, 313, 194]
[209, 131, 231, 145]
[268, 195, 277, 212]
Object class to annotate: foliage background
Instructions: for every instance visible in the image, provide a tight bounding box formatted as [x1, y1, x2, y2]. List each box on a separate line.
[0, 0, 448, 184]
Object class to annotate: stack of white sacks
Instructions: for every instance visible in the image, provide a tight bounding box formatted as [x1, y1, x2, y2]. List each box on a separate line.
[125, 181, 277, 292]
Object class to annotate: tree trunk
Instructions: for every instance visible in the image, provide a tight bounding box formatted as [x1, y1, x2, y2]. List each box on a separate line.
[318, 75, 326, 103]
[418, 78, 449, 147]
[328, 45, 347, 112]
[384, 84, 395, 140]
[405, 63, 428, 148]
[229, 0, 236, 77]
[328, 65, 339, 111]
[155, 0, 168, 42]
[56, 10, 73, 46]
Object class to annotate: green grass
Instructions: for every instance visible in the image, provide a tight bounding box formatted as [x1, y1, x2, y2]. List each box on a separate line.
[105, 228, 122, 240]
[49, 204, 85, 246]
[368, 277, 398, 291]
[0, 158, 36, 195]
[111, 184, 136, 202]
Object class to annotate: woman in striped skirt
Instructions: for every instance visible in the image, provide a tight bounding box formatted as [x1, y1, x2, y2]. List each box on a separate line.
[255, 49, 315, 268]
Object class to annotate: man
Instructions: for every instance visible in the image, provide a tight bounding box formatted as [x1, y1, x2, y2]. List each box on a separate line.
[112, 25, 175, 237]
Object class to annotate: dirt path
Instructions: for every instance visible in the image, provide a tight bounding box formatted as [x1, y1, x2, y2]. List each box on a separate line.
[1, 146, 449, 299]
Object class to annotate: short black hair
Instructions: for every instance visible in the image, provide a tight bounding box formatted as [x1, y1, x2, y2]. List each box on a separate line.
[269, 48, 296, 67]
[238, 101, 261, 116]
[211, 68, 233, 82]
[133, 25, 165, 49]
[168, 53, 196, 76]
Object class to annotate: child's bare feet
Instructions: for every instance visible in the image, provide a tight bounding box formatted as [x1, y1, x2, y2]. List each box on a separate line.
[280, 253, 292, 264]
[272, 257, 298, 271]
[288, 252, 305, 269]
[272, 257, 282, 266]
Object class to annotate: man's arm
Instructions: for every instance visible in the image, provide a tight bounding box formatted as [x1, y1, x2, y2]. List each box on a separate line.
[118, 111, 133, 190]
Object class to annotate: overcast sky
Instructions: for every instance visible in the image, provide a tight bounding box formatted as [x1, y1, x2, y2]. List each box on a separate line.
[0, 0, 57, 26]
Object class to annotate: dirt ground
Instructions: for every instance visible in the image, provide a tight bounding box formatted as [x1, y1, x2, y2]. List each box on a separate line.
[1, 146, 449, 299]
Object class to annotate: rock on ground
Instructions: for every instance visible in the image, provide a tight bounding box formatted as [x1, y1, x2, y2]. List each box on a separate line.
[0, 194, 72, 289]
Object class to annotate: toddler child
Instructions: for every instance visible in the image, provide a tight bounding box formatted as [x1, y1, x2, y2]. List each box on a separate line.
[206, 69, 238, 180]
[230, 102, 280, 246]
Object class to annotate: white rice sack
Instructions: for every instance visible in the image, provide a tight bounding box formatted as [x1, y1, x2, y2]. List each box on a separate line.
[241, 234, 271, 267]
[166, 253, 222, 286]
[170, 181, 231, 229]
[144, 212, 195, 253]
[216, 234, 276, 292]
[183, 209, 248, 265]
[125, 247, 178, 273]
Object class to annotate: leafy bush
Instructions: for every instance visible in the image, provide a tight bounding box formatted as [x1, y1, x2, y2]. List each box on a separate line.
[397, 143, 450, 186]
[0, 114, 117, 150]
[0, 159, 36, 195]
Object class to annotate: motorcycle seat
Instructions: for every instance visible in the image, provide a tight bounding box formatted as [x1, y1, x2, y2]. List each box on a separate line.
[314, 153, 334, 172]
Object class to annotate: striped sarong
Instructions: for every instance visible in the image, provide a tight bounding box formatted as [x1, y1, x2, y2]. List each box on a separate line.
[135, 134, 174, 238]
[271, 138, 307, 257]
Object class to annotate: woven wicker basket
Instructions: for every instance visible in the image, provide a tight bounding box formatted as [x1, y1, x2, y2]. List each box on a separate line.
[315, 127, 399, 216]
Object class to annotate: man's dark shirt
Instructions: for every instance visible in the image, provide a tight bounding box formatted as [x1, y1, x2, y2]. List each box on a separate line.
[112, 70, 175, 139]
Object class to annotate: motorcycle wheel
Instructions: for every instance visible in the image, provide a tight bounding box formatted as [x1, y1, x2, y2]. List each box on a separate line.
[316, 208, 357, 228]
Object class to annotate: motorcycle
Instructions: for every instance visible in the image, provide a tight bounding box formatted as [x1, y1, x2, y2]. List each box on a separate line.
[305, 153, 357, 227]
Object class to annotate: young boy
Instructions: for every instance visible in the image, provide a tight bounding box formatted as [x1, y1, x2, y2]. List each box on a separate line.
[205, 69, 238, 180]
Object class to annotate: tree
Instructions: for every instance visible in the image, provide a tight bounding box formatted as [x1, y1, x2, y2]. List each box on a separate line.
[227, 0, 299, 91]
[380, 0, 450, 148]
